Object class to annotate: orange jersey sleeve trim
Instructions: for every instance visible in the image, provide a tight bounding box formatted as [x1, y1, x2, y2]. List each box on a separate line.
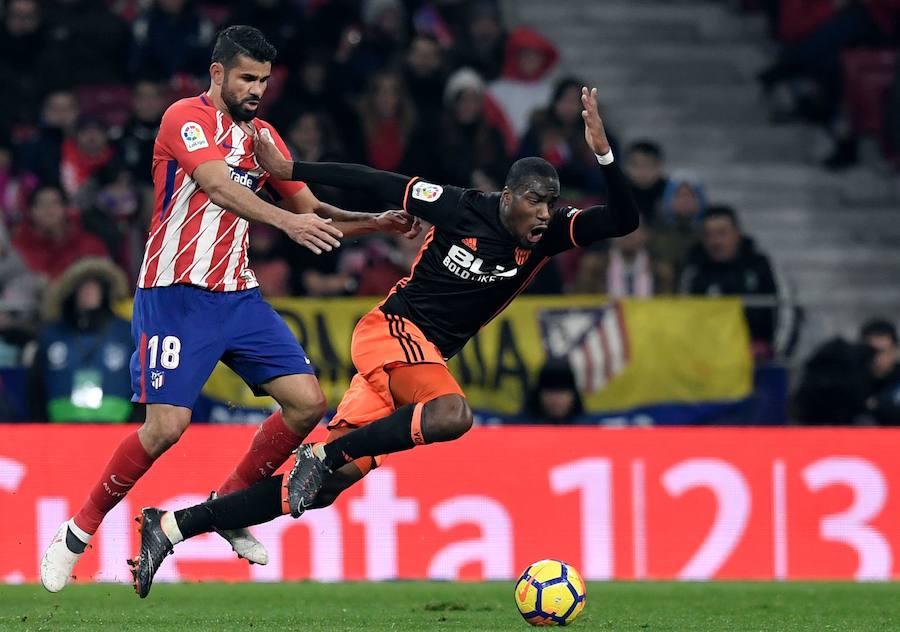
[401, 177, 421, 212]
[568, 209, 584, 248]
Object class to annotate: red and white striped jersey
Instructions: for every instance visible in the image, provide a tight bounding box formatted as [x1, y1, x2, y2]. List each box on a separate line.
[138, 94, 304, 292]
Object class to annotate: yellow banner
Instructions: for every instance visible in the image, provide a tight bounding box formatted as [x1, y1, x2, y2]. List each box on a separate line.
[121, 295, 750, 416]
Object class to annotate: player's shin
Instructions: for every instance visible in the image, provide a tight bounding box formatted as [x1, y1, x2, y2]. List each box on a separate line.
[217, 410, 303, 496]
[169, 475, 285, 541]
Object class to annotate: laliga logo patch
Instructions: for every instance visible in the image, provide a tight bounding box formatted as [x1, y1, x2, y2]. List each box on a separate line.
[411, 181, 443, 203]
[181, 122, 209, 152]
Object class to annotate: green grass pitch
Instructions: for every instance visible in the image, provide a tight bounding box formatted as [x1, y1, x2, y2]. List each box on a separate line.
[1, 581, 899, 631]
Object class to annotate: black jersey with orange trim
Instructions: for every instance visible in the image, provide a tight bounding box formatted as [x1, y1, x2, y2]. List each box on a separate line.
[286, 158, 639, 360]
[380, 179, 587, 359]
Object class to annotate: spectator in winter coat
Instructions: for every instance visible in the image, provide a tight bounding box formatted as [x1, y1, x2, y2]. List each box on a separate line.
[28, 258, 134, 422]
[678, 206, 782, 355]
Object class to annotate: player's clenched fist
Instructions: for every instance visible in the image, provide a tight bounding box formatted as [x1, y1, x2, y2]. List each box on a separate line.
[254, 129, 293, 180]
[278, 212, 343, 255]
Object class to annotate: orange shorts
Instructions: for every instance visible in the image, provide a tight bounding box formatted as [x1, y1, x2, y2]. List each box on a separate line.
[326, 308, 463, 470]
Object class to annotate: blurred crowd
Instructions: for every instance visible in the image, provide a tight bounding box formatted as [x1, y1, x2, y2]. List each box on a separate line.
[0, 0, 895, 424]
[751, 0, 900, 168]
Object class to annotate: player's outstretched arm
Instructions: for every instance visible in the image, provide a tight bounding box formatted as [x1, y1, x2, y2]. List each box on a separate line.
[570, 86, 640, 242]
[193, 160, 343, 255]
[279, 187, 422, 241]
[255, 131, 413, 207]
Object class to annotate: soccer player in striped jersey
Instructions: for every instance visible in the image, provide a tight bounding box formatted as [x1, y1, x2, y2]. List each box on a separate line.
[39, 25, 419, 593]
[129, 85, 640, 597]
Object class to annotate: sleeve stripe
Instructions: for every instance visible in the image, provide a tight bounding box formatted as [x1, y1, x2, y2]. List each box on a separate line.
[569, 209, 584, 247]
[402, 177, 421, 212]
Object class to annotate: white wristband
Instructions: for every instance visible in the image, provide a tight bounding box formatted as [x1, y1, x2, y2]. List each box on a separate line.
[595, 149, 614, 165]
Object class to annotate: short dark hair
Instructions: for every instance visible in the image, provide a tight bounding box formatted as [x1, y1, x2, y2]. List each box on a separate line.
[628, 140, 663, 161]
[211, 26, 276, 69]
[861, 318, 898, 344]
[702, 204, 740, 228]
[504, 157, 559, 190]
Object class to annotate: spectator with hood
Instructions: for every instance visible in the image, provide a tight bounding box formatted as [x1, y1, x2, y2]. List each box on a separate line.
[488, 26, 559, 138]
[28, 258, 134, 422]
[437, 68, 510, 189]
[519, 360, 585, 424]
[650, 172, 707, 275]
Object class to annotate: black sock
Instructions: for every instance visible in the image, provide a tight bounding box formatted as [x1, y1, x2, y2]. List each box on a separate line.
[322, 403, 422, 471]
[65, 527, 87, 554]
[174, 475, 284, 540]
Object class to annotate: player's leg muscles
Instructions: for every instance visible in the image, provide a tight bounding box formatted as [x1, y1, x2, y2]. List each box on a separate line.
[72, 403, 189, 537]
[218, 374, 327, 496]
[265, 373, 327, 436]
[388, 363, 471, 441]
[139, 404, 192, 456]
[317, 364, 471, 472]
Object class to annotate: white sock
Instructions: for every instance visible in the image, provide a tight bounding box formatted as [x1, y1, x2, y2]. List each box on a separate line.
[160, 511, 184, 545]
[66, 519, 92, 544]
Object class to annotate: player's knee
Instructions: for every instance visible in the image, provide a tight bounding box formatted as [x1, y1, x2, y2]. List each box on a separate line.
[141, 411, 190, 456]
[281, 385, 327, 435]
[424, 394, 473, 442]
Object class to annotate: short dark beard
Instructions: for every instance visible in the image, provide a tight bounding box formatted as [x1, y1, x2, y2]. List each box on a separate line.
[222, 84, 258, 122]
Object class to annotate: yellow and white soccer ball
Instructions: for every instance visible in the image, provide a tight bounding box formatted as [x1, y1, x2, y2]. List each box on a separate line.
[514, 559, 586, 626]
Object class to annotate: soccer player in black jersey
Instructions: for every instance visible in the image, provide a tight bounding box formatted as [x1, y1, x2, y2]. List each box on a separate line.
[130, 87, 639, 597]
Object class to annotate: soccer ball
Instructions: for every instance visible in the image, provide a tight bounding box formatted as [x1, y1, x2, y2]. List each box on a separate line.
[514, 559, 586, 626]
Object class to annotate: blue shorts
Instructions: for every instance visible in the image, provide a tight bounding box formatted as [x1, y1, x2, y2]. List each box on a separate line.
[130, 285, 314, 409]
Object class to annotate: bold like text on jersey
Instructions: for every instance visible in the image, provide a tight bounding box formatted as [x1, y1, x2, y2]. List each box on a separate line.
[443, 244, 519, 283]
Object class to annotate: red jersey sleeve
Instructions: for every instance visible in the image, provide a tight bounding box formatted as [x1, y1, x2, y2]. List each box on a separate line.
[258, 123, 306, 200]
[157, 101, 224, 177]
